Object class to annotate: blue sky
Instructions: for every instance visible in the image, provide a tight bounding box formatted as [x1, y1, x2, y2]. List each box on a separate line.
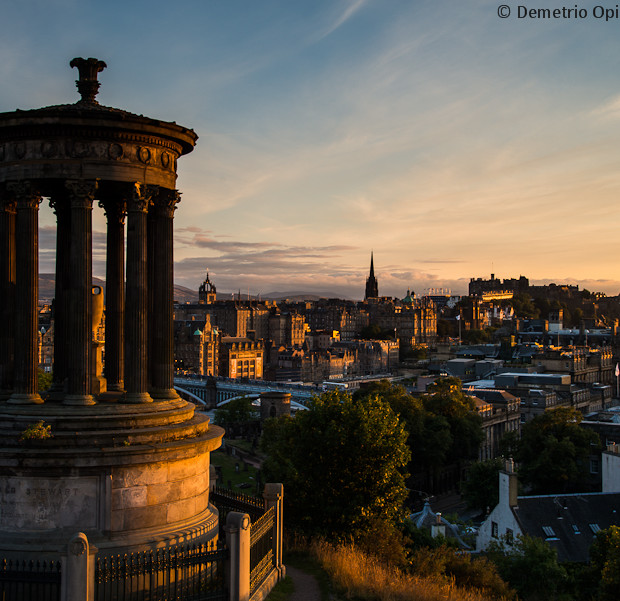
[5, 0, 620, 298]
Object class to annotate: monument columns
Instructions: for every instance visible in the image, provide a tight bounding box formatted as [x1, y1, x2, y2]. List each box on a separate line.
[7, 181, 43, 404]
[148, 188, 180, 399]
[0, 190, 16, 398]
[64, 180, 97, 405]
[100, 197, 126, 395]
[124, 183, 153, 403]
[48, 194, 71, 401]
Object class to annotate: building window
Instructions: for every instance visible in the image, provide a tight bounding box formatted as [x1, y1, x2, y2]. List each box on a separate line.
[492, 522, 498, 539]
[590, 523, 601, 533]
[590, 458, 600, 474]
[572, 524, 580, 535]
[506, 528, 514, 545]
[542, 526, 556, 538]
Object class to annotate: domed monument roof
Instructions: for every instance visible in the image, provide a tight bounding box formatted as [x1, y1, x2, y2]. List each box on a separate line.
[0, 57, 197, 192]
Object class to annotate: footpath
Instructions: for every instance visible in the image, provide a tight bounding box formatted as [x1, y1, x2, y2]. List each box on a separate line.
[286, 565, 321, 601]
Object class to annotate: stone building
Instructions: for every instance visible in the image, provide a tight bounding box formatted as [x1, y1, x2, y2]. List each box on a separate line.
[174, 315, 220, 376]
[269, 311, 306, 347]
[198, 271, 217, 304]
[364, 252, 379, 300]
[220, 336, 264, 379]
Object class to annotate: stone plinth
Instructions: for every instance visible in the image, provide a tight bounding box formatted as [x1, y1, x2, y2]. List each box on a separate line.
[0, 399, 223, 556]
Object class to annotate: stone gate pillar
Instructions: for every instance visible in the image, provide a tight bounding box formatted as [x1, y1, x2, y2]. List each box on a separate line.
[124, 183, 153, 403]
[148, 188, 180, 400]
[8, 181, 43, 404]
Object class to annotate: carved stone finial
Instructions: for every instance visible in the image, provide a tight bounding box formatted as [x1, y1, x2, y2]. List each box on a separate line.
[70, 57, 107, 104]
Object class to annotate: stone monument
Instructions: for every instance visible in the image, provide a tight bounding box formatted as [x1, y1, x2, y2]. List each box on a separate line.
[0, 59, 224, 558]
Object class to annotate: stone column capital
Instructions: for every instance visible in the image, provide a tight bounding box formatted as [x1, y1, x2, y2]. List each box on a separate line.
[127, 182, 157, 213]
[6, 181, 42, 209]
[151, 188, 181, 219]
[99, 199, 126, 225]
[65, 179, 98, 208]
[0, 190, 16, 215]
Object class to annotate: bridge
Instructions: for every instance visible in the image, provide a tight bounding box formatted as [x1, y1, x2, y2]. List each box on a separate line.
[173, 376, 323, 408]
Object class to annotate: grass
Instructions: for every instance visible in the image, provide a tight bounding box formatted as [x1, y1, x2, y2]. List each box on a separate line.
[296, 538, 511, 601]
[210, 448, 260, 490]
[264, 576, 294, 601]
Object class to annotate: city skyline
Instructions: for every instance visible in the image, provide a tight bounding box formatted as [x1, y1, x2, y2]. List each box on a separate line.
[5, 1, 620, 299]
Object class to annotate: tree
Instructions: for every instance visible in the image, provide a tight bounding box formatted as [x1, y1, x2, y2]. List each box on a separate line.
[515, 407, 601, 494]
[422, 378, 484, 463]
[261, 390, 410, 539]
[213, 396, 258, 426]
[509, 293, 539, 319]
[487, 534, 567, 601]
[589, 526, 620, 601]
[37, 368, 52, 392]
[461, 458, 504, 514]
[353, 380, 452, 474]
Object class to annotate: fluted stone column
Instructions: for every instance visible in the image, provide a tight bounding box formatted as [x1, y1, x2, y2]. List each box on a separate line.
[64, 180, 97, 406]
[148, 188, 180, 400]
[100, 198, 126, 395]
[124, 183, 153, 403]
[0, 189, 16, 399]
[8, 181, 43, 404]
[47, 194, 71, 401]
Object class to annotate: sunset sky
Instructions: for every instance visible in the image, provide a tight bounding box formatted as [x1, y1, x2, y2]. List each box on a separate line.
[4, 0, 620, 299]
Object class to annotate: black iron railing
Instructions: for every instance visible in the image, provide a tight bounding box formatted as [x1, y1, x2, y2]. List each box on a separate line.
[0, 557, 61, 601]
[95, 542, 226, 601]
[211, 486, 264, 530]
[249, 505, 275, 596]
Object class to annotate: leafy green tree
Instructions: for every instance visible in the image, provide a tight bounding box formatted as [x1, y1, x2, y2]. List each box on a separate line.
[214, 396, 258, 426]
[37, 369, 52, 392]
[261, 390, 410, 539]
[461, 458, 504, 514]
[509, 292, 539, 319]
[353, 381, 452, 474]
[422, 378, 483, 463]
[589, 526, 620, 601]
[487, 534, 567, 601]
[515, 407, 601, 494]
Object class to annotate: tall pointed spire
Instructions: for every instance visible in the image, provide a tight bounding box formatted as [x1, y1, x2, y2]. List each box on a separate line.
[364, 251, 379, 300]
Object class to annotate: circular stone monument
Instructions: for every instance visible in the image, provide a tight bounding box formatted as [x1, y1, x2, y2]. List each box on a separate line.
[0, 59, 224, 558]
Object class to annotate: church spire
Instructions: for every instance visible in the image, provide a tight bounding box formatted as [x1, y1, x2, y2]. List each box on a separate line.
[364, 251, 379, 300]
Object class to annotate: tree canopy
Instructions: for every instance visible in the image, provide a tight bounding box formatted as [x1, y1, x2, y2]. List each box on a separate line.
[353, 379, 483, 477]
[461, 458, 504, 514]
[514, 407, 601, 494]
[213, 396, 258, 426]
[487, 534, 567, 601]
[589, 526, 620, 601]
[261, 390, 410, 539]
[421, 378, 484, 463]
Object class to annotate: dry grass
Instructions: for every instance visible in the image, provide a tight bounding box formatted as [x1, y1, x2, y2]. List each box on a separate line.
[309, 539, 510, 601]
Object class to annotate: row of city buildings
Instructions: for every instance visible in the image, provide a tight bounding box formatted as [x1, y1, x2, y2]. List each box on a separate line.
[172, 264, 436, 383]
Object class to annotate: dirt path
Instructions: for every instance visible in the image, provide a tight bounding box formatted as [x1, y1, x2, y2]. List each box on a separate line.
[286, 565, 321, 601]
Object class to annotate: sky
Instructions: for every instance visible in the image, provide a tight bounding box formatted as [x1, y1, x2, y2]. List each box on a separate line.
[4, 0, 620, 299]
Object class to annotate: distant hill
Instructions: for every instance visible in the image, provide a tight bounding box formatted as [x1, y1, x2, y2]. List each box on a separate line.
[38, 274, 198, 304]
[261, 291, 352, 301]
